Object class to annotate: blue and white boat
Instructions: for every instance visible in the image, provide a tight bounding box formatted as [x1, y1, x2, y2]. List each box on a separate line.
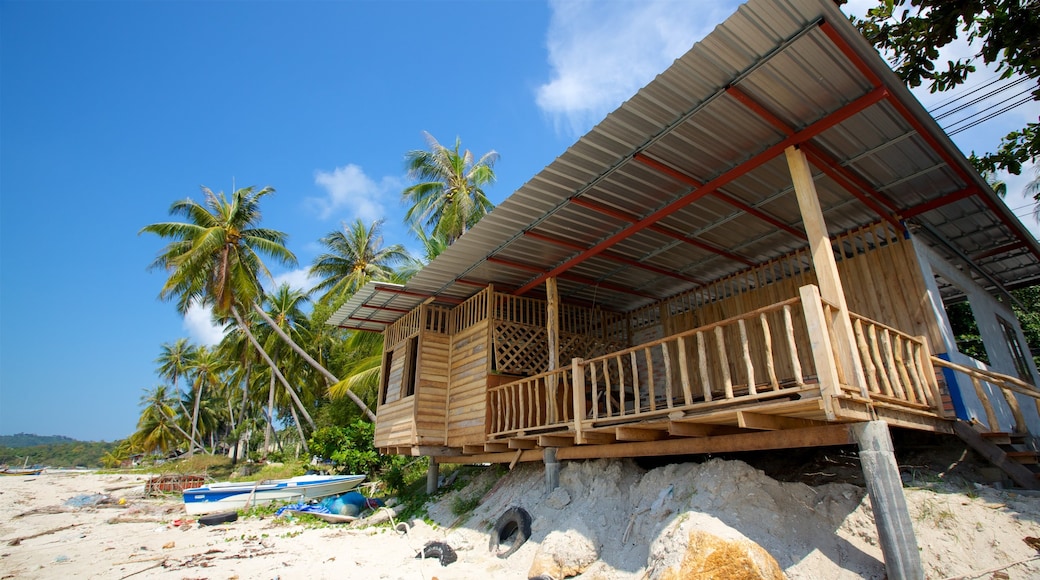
[182, 474, 365, 515]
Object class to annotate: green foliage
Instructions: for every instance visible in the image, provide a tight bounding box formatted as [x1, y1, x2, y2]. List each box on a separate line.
[853, 0, 1040, 176]
[0, 437, 120, 468]
[0, 433, 78, 448]
[307, 420, 393, 477]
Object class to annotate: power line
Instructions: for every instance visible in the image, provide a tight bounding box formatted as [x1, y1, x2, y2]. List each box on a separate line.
[946, 94, 1035, 135]
[934, 77, 1031, 120]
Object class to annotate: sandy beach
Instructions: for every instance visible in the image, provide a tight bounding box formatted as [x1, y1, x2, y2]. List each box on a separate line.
[3, 458, 1040, 579]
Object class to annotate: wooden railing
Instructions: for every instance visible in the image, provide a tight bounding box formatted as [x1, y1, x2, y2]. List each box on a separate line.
[486, 284, 964, 442]
[849, 313, 944, 415]
[572, 298, 815, 428]
[488, 368, 573, 435]
[932, 357, 1040, 434]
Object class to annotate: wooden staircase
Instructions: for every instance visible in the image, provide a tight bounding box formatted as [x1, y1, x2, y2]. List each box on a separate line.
[953, 420, 1040, 490]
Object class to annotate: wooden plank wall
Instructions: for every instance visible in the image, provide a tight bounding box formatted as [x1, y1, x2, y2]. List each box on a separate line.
[833, 224, 940, 353]
[446, 319, 490, 446]
[415, 327, 449, 445]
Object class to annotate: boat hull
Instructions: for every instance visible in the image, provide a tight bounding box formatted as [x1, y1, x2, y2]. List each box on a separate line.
[182, 474, 365, 515]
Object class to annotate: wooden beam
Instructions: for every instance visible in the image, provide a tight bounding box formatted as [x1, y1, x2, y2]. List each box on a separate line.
[787, 145, 868, 397]
[579, 431, 617, 444]
[668, 422, 748, 437]
[555, 424, 856, 460]
[462, 445, 485, 455]
[736, 411, 828, 431]
[483, 442, 510, 453]
[538, 434, 575, 448]
[435, 449, 542, 465]
[508, 438, 538, 449]
[615, 427, 668, 441]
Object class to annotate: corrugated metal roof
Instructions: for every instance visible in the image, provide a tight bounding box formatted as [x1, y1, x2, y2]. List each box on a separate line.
[330, 0, 1040, 331]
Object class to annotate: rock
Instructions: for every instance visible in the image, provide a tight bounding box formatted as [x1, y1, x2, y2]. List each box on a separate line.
[527, 529, 598, 579]
[546, 487, 571, 509]
[647, 515, 783, 580]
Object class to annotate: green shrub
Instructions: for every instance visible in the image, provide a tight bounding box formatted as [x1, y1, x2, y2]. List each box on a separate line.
[308, 420, 393, 477]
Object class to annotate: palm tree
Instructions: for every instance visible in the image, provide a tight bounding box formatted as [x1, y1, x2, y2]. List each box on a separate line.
[310, 219, 408, 304]
[184, 346, 227, 456]
[1024, 165, 1040, 220]
[155, 339, 197, 399]
[141, 186, 376, 422]
[132, 384, 182, 455]
[403, 132, 498, 244]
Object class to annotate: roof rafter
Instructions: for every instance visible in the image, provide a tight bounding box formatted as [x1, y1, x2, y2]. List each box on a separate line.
[514, 85, 889, 296]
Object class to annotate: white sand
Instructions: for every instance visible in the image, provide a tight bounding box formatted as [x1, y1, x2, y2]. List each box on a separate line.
[2, 459, 1039, 579]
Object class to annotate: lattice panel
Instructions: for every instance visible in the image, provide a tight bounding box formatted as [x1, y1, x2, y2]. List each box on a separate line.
[494, 321, 629, 376]
[494, 322, 549, 375]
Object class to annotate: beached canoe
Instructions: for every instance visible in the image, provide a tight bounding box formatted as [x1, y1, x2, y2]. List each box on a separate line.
[0, 468, 44, 476]
[182, 474, 365, 515]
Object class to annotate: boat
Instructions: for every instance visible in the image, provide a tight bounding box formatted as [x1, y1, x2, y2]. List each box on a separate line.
[182, 474, 365, 515]
[0, 468, 44, 476]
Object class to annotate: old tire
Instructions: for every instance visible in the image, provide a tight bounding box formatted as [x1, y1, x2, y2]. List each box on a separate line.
[488, 506, 531, 558]
[198, 511, 238, 526]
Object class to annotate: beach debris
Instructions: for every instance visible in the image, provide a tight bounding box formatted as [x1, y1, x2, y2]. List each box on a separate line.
[64, 493, 113, 509]
[489, 506, 532, 558]
[162, 541, 175, 549]
[528, 528, 598, 579]
[145, 474, 204, 494]
[7, 523, 84, 546]
[416, 541, 457, 566]
[198, 511, 238, 526]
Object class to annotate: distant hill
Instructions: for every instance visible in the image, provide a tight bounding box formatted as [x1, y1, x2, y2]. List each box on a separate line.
[0, 433, 77, 448]
[0, 433, 117, 468]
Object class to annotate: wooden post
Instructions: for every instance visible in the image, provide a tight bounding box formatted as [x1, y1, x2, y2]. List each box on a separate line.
[572, 357, 586, 444]
[786, 145, 868, 397]
[426, 458, 440, 494]
[852, 421, 924, 580]
[546, 278, 560, 424]
[801, 285, 841, 420]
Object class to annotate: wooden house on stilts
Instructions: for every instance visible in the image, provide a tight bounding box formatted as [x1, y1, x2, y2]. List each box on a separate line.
[330, 0, 1040, 574]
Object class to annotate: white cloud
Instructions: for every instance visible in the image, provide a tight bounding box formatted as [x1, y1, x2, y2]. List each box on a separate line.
[183, 301, 227, 347]
[271, 268, 317, 294]
[536, 0, 738, 136]
[308, 164, 401, 222]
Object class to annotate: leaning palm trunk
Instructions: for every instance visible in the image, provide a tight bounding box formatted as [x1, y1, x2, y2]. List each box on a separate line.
[252, 302, 376, 422]
[288, 403, 310, 455]
[232, 307, 317, 430]
[156, 405, 206, 454]
[264, 373, 276, 452]
[188, 384, 203, 457]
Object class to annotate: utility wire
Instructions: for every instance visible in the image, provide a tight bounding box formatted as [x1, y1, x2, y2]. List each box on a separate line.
[934, 77, 1031, 120]
[945, 93, 1035, 135]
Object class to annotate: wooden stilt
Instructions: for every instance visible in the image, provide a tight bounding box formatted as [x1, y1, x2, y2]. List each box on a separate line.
[852, 421, 924, 580]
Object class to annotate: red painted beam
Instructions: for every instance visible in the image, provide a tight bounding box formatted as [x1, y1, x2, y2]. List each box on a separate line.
[488, 256, 657, 300]
[523, 230, 703, 285]
[569, 197, 756, 266]
[726, 85, 901, 229]
[634, 153, 806, 240]
[972, 240, 1028, 261]
[820, 19, 1040, 263]
[899, 187, 977, 218]
[800, 144, 903, 229]
[515, 86, 888, 296]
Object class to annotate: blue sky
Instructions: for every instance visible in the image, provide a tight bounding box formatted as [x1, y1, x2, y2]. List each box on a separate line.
[2, 0, 1037, 442]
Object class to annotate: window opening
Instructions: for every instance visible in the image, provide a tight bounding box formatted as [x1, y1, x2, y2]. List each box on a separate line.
[934, 275, 989, 364]
[404, 335, 419, 397]
[998, 316, 1032, 383]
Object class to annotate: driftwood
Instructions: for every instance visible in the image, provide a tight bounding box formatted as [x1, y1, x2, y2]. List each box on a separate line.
[7, 523, 83, 546]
